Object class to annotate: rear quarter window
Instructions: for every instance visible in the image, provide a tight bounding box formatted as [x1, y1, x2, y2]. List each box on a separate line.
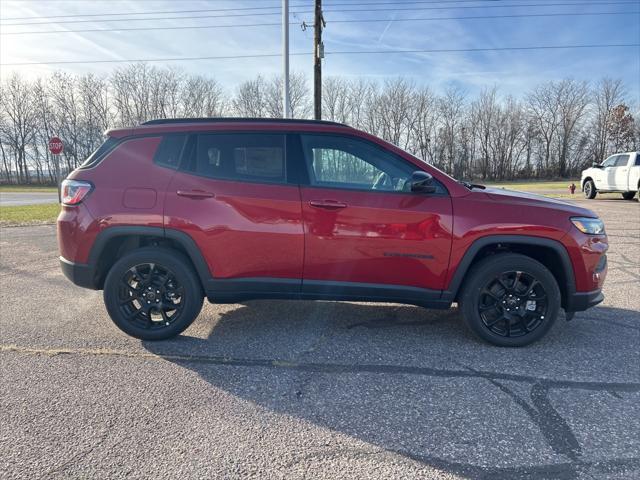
[79, 137, 119, 169]
[153, 134, 187, 169]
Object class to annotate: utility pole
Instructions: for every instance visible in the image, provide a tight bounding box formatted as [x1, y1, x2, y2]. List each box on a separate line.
[282, 0, 291, 118]
[313, 0, 324, 120]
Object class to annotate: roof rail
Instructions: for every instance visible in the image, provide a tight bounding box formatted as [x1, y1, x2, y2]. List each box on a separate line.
[141, 117, 348, 127]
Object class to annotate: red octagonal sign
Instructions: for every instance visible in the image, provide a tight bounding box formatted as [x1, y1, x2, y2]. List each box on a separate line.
[49, 137, 63, 155]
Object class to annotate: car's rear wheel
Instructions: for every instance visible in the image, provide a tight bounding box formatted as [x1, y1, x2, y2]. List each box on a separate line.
[104, 247, 203, 340]
[459, 253, 561, 347]
[583, 180, 596, 199]
[622, 191, 636, 200]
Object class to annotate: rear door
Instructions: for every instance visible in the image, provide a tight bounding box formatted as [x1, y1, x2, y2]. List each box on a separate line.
[296, 133, 453, 295]
[164, 132, 304, 289]
[630, 153, 640, 191]
[613, 154, 631, 190]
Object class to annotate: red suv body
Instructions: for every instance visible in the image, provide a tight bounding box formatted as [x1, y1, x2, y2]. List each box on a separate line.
[58, 118, 607, 346]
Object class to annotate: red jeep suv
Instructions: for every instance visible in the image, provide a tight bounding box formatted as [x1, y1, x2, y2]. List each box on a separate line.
[57, 118, 608, 346]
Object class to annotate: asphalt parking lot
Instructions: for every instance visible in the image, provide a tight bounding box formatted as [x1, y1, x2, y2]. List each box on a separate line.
[1, 198, 638, 479]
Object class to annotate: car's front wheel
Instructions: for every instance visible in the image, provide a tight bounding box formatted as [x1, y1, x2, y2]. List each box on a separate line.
[103, 247, 204, 340]
[583, 180, 596, 199]
[459, 253, 561, 347]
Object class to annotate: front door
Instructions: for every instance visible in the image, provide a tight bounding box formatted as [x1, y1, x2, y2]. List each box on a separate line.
[297, 133, 453, 295]
[613, 154, 630, 190]
[596, 155, 619, 190]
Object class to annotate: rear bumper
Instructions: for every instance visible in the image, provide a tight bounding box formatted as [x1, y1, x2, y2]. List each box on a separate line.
[565, 289, 604, 312]
[59, 257, 98, 290]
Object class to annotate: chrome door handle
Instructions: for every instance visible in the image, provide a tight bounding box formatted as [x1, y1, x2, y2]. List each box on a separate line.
[309, 200, 347, 210]
[177, 190, 214, 199]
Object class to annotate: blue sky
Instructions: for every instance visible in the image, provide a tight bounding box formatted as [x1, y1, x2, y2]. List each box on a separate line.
[1, 0, 639, 100]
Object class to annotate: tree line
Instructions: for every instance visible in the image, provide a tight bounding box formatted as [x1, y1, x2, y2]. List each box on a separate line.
[0, 63, 637, 184]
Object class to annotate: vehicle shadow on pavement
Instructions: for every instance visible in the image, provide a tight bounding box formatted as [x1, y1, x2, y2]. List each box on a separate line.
[143, 302, 640, 478]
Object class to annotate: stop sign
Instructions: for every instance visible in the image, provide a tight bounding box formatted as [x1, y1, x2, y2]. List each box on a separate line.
[49, 137, 63, 155]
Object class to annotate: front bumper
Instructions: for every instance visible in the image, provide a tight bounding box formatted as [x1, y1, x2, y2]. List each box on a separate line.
[565, 289, 604, 312]
[59, 257, 98, 290]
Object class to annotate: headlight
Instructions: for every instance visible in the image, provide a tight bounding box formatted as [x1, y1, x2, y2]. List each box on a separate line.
[571, 217, 605, 235]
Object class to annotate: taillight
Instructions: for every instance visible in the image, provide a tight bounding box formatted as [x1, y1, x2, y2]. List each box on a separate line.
[61, 179, 92, 205]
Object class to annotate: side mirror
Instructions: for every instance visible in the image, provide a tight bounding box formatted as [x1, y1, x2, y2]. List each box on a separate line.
[592, 162, 602, 168]
[410, 171, 437, 193]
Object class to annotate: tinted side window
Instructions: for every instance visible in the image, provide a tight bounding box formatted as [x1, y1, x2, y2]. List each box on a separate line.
[615, 154, 629, 167]
[184, 134, 285, 183]
[154, 135, 186, 169]
[636, 154, 640, 166]
[300, 134, 444, 193]
[79, 136, 119, 169]
[602, 156, 618, 167]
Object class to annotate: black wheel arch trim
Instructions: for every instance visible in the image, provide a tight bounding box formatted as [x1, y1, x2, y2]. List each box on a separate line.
[442, 235, 577, 307]
[86, 226, 212, 288]
[70, 230, 594, 312]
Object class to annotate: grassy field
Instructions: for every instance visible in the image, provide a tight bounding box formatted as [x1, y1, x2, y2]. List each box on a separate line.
[0, 203, 60, 226]
[0, 185, 58, 193]
[483, 180, 579, 190]
[476, 180, 580, 198]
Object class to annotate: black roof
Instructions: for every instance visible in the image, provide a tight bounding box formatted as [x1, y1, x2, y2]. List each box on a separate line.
[141, 117, 348, 127]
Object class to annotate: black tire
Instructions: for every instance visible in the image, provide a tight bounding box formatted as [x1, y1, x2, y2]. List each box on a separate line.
[622, 191, 636, 200]
[459, 253, 561, 347]
[583, 179, 596, 199]
[103, 247, 204, 340]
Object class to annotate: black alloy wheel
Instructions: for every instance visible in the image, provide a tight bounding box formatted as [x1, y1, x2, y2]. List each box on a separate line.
[459, 253, 561, 347]
[117, 263, 184, 330]
[104, 247, 203, 340]
[478, 271, 548, 338]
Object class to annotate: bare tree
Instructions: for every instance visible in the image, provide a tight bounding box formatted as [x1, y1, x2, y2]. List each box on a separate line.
[438, 85, 466, 176]
[232, 75, 267, 117]
[471, 87, 499, 179]
[527, 82, 561, 176]
[322, 76, 351, 123]
[181, 76, 226, 117]
[408, 86, 438, 165]
[592, 78, 625, 162]
[264, 73, 311, 119]
[0, 74, 38, 183]
[0, 67, 637, 184]
[374, 78, 415, 150]
[556, 79, 589, 177]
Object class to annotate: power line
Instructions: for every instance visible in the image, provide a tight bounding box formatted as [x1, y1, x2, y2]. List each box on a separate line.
[2, 1, 636, 27]
[330, 9, 640, 22]
[2, 10, 636, 36]
[330, 43, 640, 54]
[4, 0, 615, 21]
[0, 4, 285, 22]
[1, 22, 282, 36]
[1, 11, 287, 26]
[2, 43, 637, 67]
[0, 1, 500, 21]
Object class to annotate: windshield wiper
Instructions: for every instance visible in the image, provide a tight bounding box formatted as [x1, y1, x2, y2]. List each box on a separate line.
[459, 180, 486, 190]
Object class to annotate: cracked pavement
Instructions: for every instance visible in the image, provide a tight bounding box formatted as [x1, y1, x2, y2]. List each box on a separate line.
[1, 198, 639, 479]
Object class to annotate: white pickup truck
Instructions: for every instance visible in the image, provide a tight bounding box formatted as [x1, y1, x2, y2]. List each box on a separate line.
[581, 151, 640, 200]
